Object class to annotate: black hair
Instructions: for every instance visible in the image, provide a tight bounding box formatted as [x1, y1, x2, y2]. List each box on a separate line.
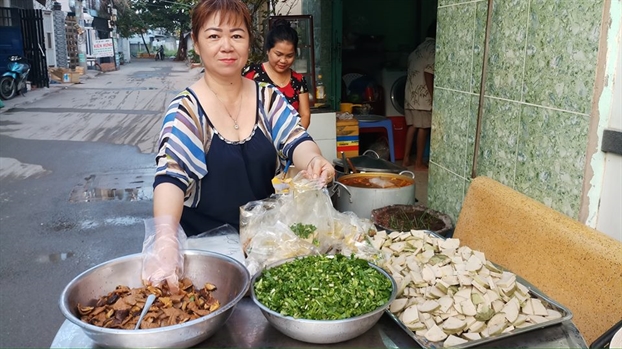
[427, 21, 437, 38]
[265, 19, 299, 52]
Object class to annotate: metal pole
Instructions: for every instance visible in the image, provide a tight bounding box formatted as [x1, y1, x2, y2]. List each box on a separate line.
[76, 0, 88, 70]
[470, 0, 494, 179]
[110, 0, 118, 69]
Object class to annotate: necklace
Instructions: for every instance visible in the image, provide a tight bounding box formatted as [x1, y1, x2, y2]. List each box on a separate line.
[205, 81, 243, 130]
[273, 74, 290, 87]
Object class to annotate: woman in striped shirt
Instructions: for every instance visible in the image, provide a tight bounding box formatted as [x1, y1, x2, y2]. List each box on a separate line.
[144, 0, 334, 294]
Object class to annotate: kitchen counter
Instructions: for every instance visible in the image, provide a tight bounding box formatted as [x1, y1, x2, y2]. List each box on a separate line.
[51, 297, 587, 348]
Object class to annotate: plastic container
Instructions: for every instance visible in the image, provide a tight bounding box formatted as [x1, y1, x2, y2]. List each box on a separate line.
[388, 116, 407, 161]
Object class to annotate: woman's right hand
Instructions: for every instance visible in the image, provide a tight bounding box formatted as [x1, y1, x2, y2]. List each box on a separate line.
[141, 217, 186, 294]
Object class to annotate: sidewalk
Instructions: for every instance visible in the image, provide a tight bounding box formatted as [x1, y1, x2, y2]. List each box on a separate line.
[0, 68, 101, 113]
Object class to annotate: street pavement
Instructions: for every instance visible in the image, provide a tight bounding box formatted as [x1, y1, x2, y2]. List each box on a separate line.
[0, 59, 202, 347]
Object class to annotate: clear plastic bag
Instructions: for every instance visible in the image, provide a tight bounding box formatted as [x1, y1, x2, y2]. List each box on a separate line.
[184, 224, 245, 266]
[241, 172, 384, 275]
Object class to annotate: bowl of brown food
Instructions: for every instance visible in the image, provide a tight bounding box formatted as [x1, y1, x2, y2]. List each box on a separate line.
[59, 250, 250, 348]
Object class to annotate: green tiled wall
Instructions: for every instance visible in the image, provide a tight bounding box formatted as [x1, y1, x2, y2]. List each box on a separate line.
[429, 0, 603, 222]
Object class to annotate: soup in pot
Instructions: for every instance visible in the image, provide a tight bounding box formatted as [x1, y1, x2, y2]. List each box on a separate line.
[339, 175, 412, 189]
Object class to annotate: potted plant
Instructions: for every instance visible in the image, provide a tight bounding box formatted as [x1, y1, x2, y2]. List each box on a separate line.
[370, 204, 453, 237]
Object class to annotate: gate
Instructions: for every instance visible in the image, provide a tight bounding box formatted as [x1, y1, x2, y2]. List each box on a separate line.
[0, 7, 23, 76]
[18, 9, 48, 88]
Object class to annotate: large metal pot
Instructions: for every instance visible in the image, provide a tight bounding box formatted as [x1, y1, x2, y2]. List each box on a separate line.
[334, 150, 406, 176]
[330, 171, 415, 219]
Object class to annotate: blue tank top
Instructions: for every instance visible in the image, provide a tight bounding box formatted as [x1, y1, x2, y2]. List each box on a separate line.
[180, 114, 277, 236]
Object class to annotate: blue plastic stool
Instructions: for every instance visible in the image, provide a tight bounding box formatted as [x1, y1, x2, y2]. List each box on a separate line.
[358, 119, 395, 163]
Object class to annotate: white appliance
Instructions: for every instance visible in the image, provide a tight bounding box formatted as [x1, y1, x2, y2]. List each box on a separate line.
[377, 69, 407, 117]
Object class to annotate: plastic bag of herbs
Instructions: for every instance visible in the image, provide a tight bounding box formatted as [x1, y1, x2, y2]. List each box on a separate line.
[240, 172, 385, 276]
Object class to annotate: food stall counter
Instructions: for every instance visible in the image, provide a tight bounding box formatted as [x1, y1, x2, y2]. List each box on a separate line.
[51, 297, 587, 348]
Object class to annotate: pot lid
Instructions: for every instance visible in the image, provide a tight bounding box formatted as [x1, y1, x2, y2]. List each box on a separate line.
[333, 151, 406, 173]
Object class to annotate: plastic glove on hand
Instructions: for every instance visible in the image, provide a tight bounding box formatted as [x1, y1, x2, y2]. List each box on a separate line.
[141, 217, 187, 294]
[305, 155, 335, 185]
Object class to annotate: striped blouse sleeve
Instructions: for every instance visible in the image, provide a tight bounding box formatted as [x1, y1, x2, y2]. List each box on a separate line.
[258, 82, 312, 166]
[154, 91, 208, 202]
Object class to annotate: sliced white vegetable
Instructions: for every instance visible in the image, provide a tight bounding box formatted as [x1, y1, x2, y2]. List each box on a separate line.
[415, 329, 428, 337]
[472, 250, 486, 264]
[388, 231, 401, 240]
[528, 315, 548, 324]
[496, 272, 516, 289]
[440, 238, 461, 251]
[466, 255, 483, 272]
[424, 317, 436, 330]
[458, 274, 473, 286]
[424, 324, 448, 342]
[502, 325, 515, 333]
[474, 304, 495, 321]
[438, 296, 454, 313]
[462, 332, 481, 341]
[521, 298, 534, 315]
[443, 335, 468, 347]
[501, 297, 520, 323]
[390, 298, 409, 313]
[418, 300, 441, 313]
[421, 265, 436, 284]
[390, 241, 407, 253]
[442, 317, 467, 334]
[513, 313, 528, 326]
[487, 313, 507, 330]
[492, 299, 505, 313]
[531, 298, 549, 316]
[469, 320, 486, 333]
[407, 321, 427, 331]
[454, 288, 471, 300]
[485, 260, 502, 273]
[371, 237, 384, 250]
[401, 305, 420, 324]
[460, 299, 477, 316]
[546, 309, 562, 320]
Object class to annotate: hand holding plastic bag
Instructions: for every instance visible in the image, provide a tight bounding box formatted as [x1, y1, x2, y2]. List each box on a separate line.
[141, 216, 187, 294]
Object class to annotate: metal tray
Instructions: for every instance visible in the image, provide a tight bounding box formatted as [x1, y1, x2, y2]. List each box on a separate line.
[384, 230, 574, 349]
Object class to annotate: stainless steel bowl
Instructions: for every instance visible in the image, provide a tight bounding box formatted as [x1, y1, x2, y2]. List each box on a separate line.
[250, 256, 397, 344]
[59, 250, 250, 348]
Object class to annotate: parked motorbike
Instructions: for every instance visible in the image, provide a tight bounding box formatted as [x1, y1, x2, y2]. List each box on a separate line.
[155, 51, 164, 61]
[0, 55, 31, 100]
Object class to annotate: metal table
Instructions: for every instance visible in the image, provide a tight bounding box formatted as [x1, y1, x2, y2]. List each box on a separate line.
[51, 297, 587, 348]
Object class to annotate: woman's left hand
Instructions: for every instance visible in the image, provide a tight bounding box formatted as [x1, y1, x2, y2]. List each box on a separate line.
[306, 155, 335, 185]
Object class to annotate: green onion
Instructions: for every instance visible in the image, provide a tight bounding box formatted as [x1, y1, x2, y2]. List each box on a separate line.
[254, 254, 393, 320]
[289, 223, 316, 239]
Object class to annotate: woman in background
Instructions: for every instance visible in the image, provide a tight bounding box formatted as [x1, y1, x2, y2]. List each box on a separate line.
[243, 19, 311, 129]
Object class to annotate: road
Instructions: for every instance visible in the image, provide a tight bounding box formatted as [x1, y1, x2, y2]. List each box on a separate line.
[0, 59, 201, 347]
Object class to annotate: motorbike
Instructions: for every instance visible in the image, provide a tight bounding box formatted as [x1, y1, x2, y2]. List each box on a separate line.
[155, 50, 164, 61]
[0, 55, 31, 100]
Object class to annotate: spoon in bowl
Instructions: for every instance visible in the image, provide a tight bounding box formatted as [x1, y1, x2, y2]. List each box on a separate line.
[134, 294, 156, 330]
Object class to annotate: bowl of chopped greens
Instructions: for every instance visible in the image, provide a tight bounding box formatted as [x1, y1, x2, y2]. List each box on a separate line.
[251, 254, 397, 344]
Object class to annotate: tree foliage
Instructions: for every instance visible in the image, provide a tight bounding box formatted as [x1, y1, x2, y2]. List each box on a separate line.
[115, 0, 298, 61]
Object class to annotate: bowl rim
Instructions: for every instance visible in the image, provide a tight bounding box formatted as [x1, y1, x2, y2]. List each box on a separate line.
[59, 249, 250, 334]
[250, 254, 397, 323]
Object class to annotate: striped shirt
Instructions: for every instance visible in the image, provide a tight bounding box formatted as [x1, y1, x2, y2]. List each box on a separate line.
[155, 81, 311, 208]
